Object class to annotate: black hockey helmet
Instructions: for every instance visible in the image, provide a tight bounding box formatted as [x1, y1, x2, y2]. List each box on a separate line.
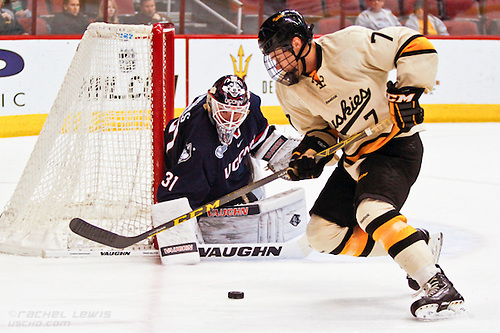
[258, 10, 314, 86]
[258, 10, 313, 55]
[207, 75, 250, 145]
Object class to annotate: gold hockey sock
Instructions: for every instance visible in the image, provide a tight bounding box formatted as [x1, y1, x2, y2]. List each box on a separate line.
[330, 225, 387, 257]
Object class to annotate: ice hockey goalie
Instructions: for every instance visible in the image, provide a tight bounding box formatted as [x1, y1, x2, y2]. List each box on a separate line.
[152, 75, 311, 264]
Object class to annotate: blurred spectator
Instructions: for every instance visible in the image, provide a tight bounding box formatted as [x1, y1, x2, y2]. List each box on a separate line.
[95, 0, 120, 23]
[81, 0, 100, 20]
[3, 0, 31, 18]
[265, 0, 287, 15]
[123, 0, 171, 25]
[50, 0, 90, 35]
[405, 0, 449, 35]
[355, 0, 401, 30]
[1, 0, 26, 34]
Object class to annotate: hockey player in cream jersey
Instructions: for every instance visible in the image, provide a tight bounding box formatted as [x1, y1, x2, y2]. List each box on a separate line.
[258, 10, 465, 319]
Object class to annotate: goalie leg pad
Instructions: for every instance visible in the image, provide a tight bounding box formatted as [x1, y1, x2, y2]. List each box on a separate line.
[152, 198, 203, 265]
[198, 188, 307, 244]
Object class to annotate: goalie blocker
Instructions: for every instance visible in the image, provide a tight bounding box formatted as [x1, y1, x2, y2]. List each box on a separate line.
[152, 188, 311, 264]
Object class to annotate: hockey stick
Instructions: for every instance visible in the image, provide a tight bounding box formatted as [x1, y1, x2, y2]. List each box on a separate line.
[70, 117, 393, 249]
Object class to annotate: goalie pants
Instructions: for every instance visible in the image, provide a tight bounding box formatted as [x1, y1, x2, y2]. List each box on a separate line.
[311, 133, 423, 228]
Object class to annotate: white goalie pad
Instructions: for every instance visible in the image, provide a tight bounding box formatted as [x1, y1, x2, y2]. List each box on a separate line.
[198, 187, 308, 244]
[197, 233, 312, 260]
[152, 198, 202, 265]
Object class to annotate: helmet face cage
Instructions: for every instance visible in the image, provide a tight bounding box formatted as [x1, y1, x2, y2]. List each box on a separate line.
[262, 45, 300, 86]
[208, 75, 250, 145]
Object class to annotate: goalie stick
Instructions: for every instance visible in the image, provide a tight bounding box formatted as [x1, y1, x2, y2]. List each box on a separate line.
[69, 117, 393, 249]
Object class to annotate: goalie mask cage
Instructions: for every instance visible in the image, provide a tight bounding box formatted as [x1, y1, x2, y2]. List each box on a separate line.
[0, 23, 175, 257]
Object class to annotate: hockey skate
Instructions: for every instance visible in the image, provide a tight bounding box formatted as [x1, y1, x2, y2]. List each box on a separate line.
[407, 229, 443, 291]
[411, 269, 465, 320]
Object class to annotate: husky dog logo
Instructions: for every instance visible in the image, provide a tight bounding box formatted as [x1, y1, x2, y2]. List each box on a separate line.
[221, 79, 246, 105]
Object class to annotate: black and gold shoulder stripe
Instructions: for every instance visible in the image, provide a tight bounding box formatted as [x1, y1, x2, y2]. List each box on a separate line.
[394, 34, 437, 67]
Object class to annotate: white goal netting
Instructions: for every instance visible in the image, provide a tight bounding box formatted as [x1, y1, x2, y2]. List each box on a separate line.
[0, 23, 173, 256]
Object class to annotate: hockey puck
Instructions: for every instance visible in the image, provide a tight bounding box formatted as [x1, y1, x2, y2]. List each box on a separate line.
[228, 291, 244, 299]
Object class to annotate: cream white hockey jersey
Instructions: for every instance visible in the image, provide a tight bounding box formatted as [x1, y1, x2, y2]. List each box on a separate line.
[276, 26, 438, 177]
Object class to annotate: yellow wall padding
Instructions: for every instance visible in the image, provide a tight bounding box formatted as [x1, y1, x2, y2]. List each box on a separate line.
[2, 104, 500, 137]
[0, 114, 48, 138]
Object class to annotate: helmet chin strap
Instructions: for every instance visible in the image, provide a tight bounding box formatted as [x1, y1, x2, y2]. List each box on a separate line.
[293, 41, 312, 76]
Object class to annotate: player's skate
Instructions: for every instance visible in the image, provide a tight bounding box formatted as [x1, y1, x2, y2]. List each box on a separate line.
[407, 229, 443, 290]
[411, 270, 465, 320]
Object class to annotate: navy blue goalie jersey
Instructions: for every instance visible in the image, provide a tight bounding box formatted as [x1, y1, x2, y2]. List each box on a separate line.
[156, 92, 273, 208]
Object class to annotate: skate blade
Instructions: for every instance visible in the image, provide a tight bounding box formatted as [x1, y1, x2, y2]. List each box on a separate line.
[415, 300, 467, 321]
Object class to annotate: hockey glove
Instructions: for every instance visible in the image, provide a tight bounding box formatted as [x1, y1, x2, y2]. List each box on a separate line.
[386, 81, 425, 132]
[287, 129, 337, 181]
[253, 127, 301, 179]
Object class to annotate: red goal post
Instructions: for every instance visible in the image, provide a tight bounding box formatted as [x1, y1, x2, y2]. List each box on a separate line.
[152, 23, 175, 204]
[0, 23, 175, 257]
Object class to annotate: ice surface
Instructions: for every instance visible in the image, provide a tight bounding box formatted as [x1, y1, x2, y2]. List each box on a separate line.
[1, 123, 499, 332]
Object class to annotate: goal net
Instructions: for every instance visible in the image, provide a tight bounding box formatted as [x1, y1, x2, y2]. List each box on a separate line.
[0, 23, 175, 257]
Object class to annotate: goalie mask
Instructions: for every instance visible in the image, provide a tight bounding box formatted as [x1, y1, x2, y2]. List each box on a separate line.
[207, 75, 250, 145]
[258, 10, 314, 86]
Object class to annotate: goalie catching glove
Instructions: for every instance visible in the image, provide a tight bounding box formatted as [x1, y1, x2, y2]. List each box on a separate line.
[386, 81, 425, 132]
[287, 128, 338, 181]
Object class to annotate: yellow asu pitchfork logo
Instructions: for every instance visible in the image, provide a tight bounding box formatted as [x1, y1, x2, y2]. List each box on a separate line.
[230, 45, 252, 80]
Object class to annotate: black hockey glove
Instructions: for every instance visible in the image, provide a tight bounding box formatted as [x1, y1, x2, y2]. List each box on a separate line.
[287, 129, 336, 181]
[386, 81, 425, 132]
